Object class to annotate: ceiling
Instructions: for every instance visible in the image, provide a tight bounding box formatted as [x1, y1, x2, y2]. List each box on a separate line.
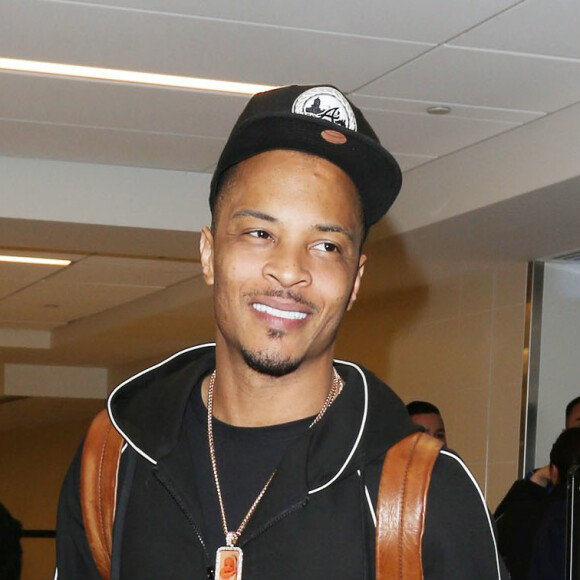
[2, 0, 580, 423]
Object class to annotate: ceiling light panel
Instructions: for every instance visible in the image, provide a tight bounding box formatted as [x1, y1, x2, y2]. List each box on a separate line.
[0, 254, 71, 266]
[0, 57, 276, 95]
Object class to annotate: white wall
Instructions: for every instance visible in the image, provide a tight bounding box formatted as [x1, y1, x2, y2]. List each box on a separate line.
[534, 262, 580, 465]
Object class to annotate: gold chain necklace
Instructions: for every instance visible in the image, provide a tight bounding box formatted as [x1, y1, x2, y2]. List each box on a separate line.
[207, 368, 343, 580]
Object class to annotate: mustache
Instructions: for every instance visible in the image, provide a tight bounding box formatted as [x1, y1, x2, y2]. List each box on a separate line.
[245, 289, 318, 312]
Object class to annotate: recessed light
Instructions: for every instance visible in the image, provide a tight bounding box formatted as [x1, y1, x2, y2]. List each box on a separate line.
[0, 254, 71, 266]
[0, 57, 276, 95]
[426, 105, 451, 115]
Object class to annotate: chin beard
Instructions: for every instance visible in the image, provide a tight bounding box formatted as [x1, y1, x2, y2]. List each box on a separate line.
[241, 347, 302, 377]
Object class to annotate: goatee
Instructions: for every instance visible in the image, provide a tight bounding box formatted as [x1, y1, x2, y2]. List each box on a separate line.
[241, 347, 301, 377]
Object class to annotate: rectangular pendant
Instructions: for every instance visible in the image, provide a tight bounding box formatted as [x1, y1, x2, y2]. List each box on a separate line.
[215, 546, 243, 580]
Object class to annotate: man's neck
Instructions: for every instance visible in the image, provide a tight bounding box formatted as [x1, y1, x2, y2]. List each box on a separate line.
[202, 351, 336, 427]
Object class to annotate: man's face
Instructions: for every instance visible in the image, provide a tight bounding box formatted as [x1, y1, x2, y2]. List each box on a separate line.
[411, 413, 447, 445]
[566, 402, 580, 429]
[201, 150, 366, 377]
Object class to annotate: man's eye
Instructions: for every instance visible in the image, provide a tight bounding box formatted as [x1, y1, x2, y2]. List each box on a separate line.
[249, 230, 270, 239]
[313, 241, 339, 253]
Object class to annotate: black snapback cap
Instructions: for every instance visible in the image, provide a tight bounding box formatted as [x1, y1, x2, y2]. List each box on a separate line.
[210, 84, 402, 228]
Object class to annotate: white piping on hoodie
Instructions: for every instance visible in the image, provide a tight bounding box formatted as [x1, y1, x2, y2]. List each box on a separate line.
[308, 359, 369, 495]
[357, 470, 377, 527]
[107, 347, 370, 493]
[107, 343, 217, 465]
[358, 450, 502, 580]
[440, 450, 502, 580]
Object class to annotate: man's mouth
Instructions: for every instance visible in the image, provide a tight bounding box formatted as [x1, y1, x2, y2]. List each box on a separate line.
[252, 303, 308, 320]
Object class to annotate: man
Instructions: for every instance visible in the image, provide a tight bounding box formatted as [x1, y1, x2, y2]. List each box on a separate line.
[494, 394, 580, 521]
[497, 427, 580, 580]
[528, 427, 580, 580]
[0, 502, 22, 580]
[56, 85, 505, 579]
[406, 400, 447, 445]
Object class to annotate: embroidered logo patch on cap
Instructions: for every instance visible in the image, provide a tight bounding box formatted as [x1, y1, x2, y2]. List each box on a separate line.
[292, 86, 357, 131]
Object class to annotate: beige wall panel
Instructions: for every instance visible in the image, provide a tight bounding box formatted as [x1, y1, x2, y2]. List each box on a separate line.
[338, 259, 527, 509]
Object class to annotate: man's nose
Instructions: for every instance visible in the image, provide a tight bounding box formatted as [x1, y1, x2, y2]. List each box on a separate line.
[262, 243, 312, 288]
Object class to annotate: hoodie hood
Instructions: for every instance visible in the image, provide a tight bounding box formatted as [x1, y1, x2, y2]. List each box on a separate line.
[108, 344, 418, 488]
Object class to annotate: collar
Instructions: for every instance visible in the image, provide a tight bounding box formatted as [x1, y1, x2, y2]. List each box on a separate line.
[108, 344, 418, 488]
[108, 343, 216, 464]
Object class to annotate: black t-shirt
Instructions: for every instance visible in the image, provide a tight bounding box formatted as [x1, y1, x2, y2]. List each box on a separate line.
[185, 382, 313, 556]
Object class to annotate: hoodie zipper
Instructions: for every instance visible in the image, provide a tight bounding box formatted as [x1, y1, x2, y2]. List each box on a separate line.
[238, 496, 310, 548]
[153, 470, 211, 564]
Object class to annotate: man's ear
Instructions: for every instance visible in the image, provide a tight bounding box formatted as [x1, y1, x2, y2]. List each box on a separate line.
[200, 226, 215, 286]
[347, 254, 366, 311]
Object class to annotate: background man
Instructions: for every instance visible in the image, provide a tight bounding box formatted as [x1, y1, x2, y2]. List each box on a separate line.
[56, 84, 506, 579]
[528, 427, 580, 580]
[495, 394, 580, 521]
[0, 502, 22, 580]
[497, 427, 580, 580]
[406, 400, 447, 445]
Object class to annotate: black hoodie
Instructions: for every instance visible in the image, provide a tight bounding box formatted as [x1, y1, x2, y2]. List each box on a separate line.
[56, 343, 507, 579]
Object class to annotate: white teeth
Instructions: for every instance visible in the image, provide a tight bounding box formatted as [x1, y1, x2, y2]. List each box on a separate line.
[252, 303, 308, 320]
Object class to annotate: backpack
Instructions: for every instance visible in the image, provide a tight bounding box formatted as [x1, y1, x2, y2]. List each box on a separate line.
[81, 409, 441, 580]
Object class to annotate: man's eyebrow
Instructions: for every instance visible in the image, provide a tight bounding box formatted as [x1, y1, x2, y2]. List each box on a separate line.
[231, 211, 356, 242]
[232, 209, 277, 222]
[314, 224, 355, 242]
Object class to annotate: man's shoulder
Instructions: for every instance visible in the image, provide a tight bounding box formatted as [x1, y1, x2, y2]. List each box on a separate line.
[431, 448, 481, 491]
[335, 359, 420, 457]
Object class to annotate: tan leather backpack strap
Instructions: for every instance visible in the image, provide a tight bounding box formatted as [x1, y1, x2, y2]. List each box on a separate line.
[375, 431, 443, 580]
[80, 408, 124, 580]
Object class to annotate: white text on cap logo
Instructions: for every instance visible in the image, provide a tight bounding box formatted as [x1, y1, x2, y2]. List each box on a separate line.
[292, 87, 357, 131]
